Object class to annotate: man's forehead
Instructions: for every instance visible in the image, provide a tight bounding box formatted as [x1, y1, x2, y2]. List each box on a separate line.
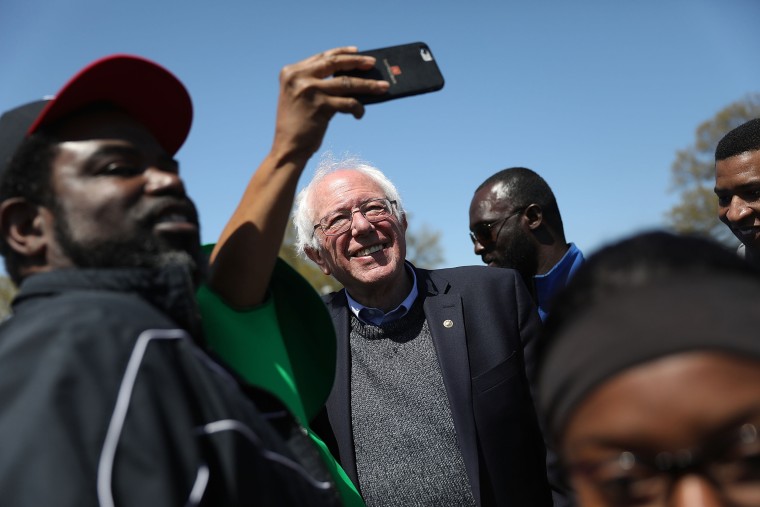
[488, 181, 514, 201]
[716, 150, 760, 184]
[473, 181, 514, 213]
[316, 171, 383, 204]
[717, 149, 760, 167]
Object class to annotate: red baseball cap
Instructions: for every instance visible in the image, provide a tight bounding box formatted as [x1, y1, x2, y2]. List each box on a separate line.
[0, 54, 192, 175]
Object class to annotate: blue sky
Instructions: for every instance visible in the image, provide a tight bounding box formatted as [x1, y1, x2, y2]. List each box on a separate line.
[2, 0, 760, 269]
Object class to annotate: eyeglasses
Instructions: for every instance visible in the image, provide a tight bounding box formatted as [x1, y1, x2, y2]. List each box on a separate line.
[469, 207, 525, 245]
[313, 197, 397, 237]
[569, 421, 760, 506]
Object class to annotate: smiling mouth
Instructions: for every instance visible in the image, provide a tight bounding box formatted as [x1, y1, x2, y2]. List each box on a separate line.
[354, 244, 385, 257]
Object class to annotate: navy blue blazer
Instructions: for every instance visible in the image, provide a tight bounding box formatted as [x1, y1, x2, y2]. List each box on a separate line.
[323, 264, 555, 507]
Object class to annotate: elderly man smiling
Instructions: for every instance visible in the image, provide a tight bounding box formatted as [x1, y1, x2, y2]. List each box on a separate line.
[293, 156, 562, 506]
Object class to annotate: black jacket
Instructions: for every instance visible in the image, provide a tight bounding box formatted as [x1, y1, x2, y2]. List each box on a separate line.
[0, 267, 337, 506]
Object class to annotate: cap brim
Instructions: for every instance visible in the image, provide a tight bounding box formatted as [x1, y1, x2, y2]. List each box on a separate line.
[28, 54, 192, 155]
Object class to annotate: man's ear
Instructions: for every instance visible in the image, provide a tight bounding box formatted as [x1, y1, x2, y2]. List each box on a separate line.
[304, 246, 332, 276]
[0, 198, 50, 257]
[524, 203, 544, 231]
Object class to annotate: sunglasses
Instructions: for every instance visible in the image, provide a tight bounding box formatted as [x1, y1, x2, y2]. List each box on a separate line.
[469, 207, 525, 245]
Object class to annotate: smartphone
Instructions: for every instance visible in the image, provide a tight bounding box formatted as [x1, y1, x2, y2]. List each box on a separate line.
[336, 42, 445, 104]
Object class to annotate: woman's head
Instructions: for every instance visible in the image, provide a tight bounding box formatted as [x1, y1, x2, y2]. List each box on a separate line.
[538, 231, 760, 507]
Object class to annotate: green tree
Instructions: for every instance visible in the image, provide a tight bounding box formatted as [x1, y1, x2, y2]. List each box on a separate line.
[404, 214, 445, 269]
[665, 93, 760, 244]
[278, 214, 445, 295]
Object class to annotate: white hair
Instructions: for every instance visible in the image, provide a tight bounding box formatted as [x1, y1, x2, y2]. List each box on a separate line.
[293, 152, 405, 258]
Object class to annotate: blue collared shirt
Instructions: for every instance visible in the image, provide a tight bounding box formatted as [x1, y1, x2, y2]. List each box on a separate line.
[346, 263, 418, 325]
[534, 243, 585, 321]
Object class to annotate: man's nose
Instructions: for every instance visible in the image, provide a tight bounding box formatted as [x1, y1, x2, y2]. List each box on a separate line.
[144, 167, 186, 196]
[350, 210, 375, 236]
[472, 235, 486, 255]
[670, 475, 725, 507]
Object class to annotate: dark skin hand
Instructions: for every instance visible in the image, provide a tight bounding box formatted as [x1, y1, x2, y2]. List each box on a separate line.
[208, 47, 389, 308]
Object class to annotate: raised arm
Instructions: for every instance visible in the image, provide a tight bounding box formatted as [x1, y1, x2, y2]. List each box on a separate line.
[208, 47, 389, 307]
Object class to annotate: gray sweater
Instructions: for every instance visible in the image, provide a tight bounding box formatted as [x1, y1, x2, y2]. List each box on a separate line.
[349, 302, 476, 506]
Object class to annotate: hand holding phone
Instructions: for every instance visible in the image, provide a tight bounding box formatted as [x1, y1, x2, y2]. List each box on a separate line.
[335, 42, 445, 104]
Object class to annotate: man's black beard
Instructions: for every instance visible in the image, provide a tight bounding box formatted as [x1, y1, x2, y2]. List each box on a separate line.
[52, 205, 203, 286]
[495, 223, 538, 289]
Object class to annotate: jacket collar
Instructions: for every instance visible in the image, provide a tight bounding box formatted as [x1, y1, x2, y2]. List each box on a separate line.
[325, 263, 454, 310]
[415, 264, 450, 298]
[14, 265, 201, 337]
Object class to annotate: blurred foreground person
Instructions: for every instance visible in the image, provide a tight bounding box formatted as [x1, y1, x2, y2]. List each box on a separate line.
[538, 231, 760, 507]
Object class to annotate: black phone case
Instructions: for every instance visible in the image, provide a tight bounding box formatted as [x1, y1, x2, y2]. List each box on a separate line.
[336, 42, 445, 104]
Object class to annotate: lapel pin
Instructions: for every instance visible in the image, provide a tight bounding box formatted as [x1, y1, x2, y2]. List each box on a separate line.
[443, 319, 454, 328]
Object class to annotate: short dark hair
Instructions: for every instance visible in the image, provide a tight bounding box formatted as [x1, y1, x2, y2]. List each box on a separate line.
[0, 133, 59, 283]
[476, 167, 564, 235]
[715, 118, 760, 161]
